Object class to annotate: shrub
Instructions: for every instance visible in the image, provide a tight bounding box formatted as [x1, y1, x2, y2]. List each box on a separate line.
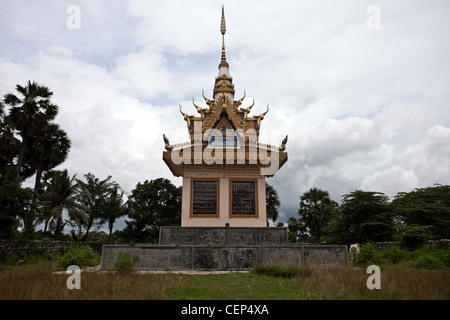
[356, 243, 377, 265]
[415, 255, 445, 270]
[114, 251, 136, 272]
[381, 245, 405, 263]
[58, 246, 100, 269]
[436, 250, 450, 268]
[252, 264, 312, 279]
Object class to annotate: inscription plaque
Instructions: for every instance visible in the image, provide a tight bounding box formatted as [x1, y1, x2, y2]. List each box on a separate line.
[231, 181, 256, 215]
[192, 180, 218, 215]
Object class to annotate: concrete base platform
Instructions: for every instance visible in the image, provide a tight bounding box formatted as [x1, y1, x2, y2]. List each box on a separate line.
[100, 244, 349, 271]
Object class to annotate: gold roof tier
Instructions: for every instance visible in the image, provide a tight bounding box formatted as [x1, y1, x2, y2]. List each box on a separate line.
[163, 138, 288, 178]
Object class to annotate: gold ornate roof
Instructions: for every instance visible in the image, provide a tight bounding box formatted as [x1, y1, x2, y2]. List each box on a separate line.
[163, 6, 288, 177]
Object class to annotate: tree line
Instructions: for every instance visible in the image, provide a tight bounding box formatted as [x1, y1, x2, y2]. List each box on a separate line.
[1, 81, 448, 245]
[0, 81, 186, 242]
[288, 185, 450, 247]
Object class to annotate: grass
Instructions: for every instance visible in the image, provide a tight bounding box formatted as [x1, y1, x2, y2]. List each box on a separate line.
[0, 261, 448, 300]
[1, 244, 448, 300]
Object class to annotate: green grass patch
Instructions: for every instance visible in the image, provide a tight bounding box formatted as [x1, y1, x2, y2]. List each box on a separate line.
[166, 272, 310, 300]
[252, 264, 312, 279]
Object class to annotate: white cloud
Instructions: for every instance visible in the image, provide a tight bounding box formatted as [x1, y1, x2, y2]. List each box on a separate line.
[1, 0, 450, 226]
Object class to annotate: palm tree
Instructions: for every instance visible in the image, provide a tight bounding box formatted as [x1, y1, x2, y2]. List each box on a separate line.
[40, 169, 85, 238]
[104, 186, 125, 242]
[3, 81, 58, 180]
[266, 182, 281, 225]
[298, 188, 338, 243]
[25, 123, 71, 192]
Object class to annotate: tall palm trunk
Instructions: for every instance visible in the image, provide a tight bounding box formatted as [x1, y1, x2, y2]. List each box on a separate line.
[34, 168, 43, 192]
[15, 136, 28, 180]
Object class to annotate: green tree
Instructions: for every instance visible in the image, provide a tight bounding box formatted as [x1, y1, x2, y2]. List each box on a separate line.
[298, 188, 338, 243]
[287, 216, 307, 243]
[76, 173, 119, 242]
[25, 123, 71, 192]
[40, 169, 85, 237]
[392, 184, 450, 241]
[266, 182, 281, 225]
[0, 167, 33, 238]
[123, 178, 181, 243]
[339, 190, 395, 243]
[3, 81, 58, 180]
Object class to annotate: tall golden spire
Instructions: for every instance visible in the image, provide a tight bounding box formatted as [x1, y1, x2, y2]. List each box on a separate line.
[219, 5, 229, 69]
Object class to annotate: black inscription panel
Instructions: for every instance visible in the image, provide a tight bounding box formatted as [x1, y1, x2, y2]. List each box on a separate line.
[192, 180, 218, 215]
[231, 181, 256, 215]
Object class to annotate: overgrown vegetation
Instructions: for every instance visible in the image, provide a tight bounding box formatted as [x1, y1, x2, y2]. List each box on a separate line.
[1, 244, 448, 300]
[0, 245, 100, 271]
[352, 243, 450, 270]
[58, 246, 101, 269]
[0, 260, 448, 300]
[113, 250, 136, 272]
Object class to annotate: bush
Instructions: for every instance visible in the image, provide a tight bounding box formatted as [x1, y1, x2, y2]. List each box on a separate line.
[252, 264, 312, 279]
[356, 243, 381, 265]
[114, 251, 136, 272]
[58, 246, 100, 269]
[436, 250, 450, 268]
[415, 255, 445, 270]
[381, 245, 405, 263]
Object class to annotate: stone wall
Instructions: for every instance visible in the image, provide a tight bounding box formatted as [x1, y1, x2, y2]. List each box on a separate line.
[0, 239, 104, 257]
[100, 244, 349, 271]
[370, 240, 450, 250]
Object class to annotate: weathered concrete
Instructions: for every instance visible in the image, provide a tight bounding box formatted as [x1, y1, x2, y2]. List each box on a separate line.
[100, 244, 349, 271]
[159, 226, 288, 246]
[0, 239, 104, 256]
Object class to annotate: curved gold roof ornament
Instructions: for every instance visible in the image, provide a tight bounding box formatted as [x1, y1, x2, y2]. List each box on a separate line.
[279, 135, 288, 152]
[179, 105, 194, 128]
[192, 98, 208, 114]
[253, 105, 269, 132]
[240, 98, 255, 119]
[202, 89, 213, 106]
[163, 134, 174, 151]
[255, 105, 269, 118]
[236, 90, 246, 106]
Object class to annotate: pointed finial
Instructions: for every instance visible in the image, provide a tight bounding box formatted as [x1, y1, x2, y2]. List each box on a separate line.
[219, 5, 229, 68]
[221, 5, 226, 35]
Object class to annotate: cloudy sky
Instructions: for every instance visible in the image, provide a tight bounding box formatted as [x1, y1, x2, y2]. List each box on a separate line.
[1, 0, 449, 227]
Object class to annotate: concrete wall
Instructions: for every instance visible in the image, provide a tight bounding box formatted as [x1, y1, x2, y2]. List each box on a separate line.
[100, 244, 349, 271]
